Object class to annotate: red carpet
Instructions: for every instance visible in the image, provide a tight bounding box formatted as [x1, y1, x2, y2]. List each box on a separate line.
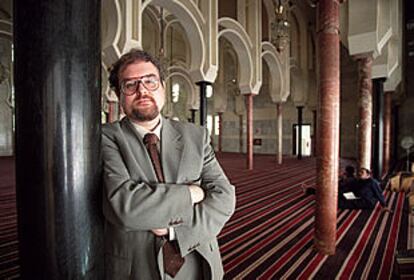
[0, 154, 409, 279]
[217, 153, 408, 279]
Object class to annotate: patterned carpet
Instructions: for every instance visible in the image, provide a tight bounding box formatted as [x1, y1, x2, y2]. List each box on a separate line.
[217, 153, 408, 279]
[0, 154, 409, 279]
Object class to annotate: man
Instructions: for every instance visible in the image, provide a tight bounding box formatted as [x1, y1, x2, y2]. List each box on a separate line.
[102, 49, 236, 280]
[338, 167, 390, 211]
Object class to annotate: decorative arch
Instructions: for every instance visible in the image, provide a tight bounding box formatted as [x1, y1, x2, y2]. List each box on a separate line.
[101, 0, 122, 66]
[261, 42, 287, 102]
[143, 0, 205, 81]
[218, 17, 254, 94]
[0, 19, 12, 40]
[166, 65, 198, 109]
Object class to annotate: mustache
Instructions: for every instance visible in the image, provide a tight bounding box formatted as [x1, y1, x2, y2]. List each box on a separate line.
[134, 95, 156, 103]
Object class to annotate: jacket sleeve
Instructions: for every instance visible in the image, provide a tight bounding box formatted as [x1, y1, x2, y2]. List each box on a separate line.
[102, 124, 194, 231]
[371, 180, 386, 207]
[174, 127, 236, 257]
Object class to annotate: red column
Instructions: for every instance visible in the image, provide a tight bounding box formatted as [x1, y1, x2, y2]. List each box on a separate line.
[246, 94, 254, 170]
[312, 109, 317, 157]
[218, 112, 223, 153]
[383, 91, 392, 175]
[239, 115, 243, 153]
[107, 101, 119, 123]
[357, 56, 373, 170]
[277, 103, 283, 164]
[314, 0, 340, 255]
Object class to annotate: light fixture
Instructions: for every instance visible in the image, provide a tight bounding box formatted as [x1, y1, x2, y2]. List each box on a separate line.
[271, 0, 290, 52]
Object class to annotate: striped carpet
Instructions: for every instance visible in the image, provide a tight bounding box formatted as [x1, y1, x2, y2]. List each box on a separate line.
[0, 154, 409, 279]
[217, 153, 408, 279]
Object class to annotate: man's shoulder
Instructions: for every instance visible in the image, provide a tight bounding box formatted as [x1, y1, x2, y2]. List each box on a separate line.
[165, 118, 205, 134]
[102, 118, 128, 135]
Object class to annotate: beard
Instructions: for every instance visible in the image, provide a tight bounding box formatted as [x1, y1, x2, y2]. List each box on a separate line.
[128, 97, 160, 122]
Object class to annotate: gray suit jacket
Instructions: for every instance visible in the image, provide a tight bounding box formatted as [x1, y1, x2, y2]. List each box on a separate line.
[102, 117, 236, 280]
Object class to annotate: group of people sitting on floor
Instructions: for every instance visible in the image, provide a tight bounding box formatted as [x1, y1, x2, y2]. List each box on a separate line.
[304, 165, 392, 212]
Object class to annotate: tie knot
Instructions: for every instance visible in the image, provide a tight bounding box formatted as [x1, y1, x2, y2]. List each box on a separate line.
[143, 133, 159, 145]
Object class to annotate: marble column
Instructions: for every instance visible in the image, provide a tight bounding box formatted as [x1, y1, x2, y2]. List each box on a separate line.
[189, 109, 197, 123]
[107, 100, 119, 123]
[218, 112, 223, 153]
[312, 109, 317, 157]
[196, 81, 211, 126]
[357, 56, 373, 170]
[383, 91, 392, 176]
[239, 115, 244, 153]
[14, 0, 103, 278]
[391, 104, 400, 167]
[246, 94, 254, 170]
[277, 103, 283, 164]
[314, 0, 340, 255]
[372, 78, 385, 179]
[297, 106, 304, 159]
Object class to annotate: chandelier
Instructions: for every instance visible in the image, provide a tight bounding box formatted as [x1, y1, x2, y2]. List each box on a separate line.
[271, 0, 290, 52]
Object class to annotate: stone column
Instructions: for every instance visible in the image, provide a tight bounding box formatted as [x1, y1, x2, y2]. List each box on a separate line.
[277, 103, 283, 164]
[218, 112, 223, 153]
[14, 0, 103, 278]
[314, 0, 340, 255]
[382, 92, 392, 175]
[297, 106, 304, 159]
[196, 81, 211, 126]
[246, 94, 254, 170]
[312, 109, 317, 157]
[357, 56, 373, 170]
[189, 109, 197, 123]
[372, 78, 385, 179]
[239, 115, 244, 153]
[107, 100, 119, 123]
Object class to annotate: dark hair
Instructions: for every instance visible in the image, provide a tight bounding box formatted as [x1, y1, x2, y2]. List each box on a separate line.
[345, 165, 355, 177]
[108, 49, 165, 96]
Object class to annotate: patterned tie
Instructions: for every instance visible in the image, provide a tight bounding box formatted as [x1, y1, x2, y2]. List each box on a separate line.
[143, 133, 185, 278]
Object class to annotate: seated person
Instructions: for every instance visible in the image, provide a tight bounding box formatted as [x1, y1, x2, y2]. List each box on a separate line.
[304, 165, 356, 195]
[338, 167, 391, 212]
[338, 165, 357, 193]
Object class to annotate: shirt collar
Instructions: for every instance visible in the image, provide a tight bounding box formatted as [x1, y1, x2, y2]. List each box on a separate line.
[130, 117, 162, 139]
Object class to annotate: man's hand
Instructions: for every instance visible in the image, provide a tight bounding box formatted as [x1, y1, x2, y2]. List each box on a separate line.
[188, 185, 205, 204]
[151, 228, 168, 236]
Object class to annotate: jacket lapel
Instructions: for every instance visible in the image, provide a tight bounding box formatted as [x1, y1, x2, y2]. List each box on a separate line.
[160, 118, 184, 184]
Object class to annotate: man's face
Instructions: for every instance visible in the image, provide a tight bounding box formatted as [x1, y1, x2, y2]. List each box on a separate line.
[118, 61, 165, 123]
[358, 169, 370, 179]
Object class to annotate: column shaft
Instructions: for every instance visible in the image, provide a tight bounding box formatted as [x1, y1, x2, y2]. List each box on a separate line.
[357, 57, 373, 170]
[246, 94, 253, 170]
[218, 112, 223, 152]
[372, 78, 385, 179]
[14, 0, 103, 278]
[297, 106, 304, 159]
[383, 91, 392, 175]
[314, 0, 340, 255]
[196, 81, 210, 126]
[277, 103, 283, 164]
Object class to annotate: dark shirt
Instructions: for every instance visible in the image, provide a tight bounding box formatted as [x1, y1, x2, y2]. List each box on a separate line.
[354, 178, 386, 207]
[338, 177, 386, 209]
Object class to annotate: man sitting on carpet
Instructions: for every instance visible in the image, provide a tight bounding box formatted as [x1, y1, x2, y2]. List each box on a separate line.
[338, 167, 391, 212]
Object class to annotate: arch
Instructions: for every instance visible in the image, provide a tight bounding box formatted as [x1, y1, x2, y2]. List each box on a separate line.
[261, 42, 287, 103]
[143, 0, 205, 81]
[166, 65, 198, 109]
[101, 0, 122, 66]
[218, 17, 254, 94]
[0, 19, 12, 40]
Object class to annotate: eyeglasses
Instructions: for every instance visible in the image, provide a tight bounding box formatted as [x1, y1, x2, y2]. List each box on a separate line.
[120, 76, 160, 96]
